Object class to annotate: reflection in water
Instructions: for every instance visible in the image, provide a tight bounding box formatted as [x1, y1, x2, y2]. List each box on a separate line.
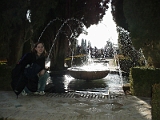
[45, 73, 129, 94]
[45, 75, 66, 93]
[68, 79, 107, 91]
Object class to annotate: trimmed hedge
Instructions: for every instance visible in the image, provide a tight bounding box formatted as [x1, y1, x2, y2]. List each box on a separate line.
[152, 84, 160, 120]
[0, 64, 12, 91]
[65, 54, 87, 67]
[130, 67, 160, 97]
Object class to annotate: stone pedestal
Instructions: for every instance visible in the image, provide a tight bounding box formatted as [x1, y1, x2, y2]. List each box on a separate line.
[68, 68, 110, 80]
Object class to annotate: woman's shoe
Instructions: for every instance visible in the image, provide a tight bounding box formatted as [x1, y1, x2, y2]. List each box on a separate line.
[39, 91, 45, 95]
[21, 90, 28, 96]
[33, 91, 39, 95]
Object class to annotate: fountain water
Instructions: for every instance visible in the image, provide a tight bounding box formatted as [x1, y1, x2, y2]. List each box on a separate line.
[37, 17, 87, 69]
[37, 17, 110, 80]
[67, 47, 110, 80]
[37, 17, 86, 61]
[38, 18, 63, 42]
[39, 17, 127, 96]
[113, 47, 123, 86]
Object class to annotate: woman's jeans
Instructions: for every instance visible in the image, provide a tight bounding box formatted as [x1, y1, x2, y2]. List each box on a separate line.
[38, 72, 49, 91]
[24, 72, 49, 93]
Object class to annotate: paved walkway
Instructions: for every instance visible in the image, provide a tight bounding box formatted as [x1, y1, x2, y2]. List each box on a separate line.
[0, 91, 151, 120]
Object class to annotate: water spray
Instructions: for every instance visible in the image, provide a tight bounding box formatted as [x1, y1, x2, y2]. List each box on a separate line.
[37, 17, 86, 62]
[113, 47, 123, 87]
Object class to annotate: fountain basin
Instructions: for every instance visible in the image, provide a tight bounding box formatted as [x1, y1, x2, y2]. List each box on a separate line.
[67, 67, 110, 80]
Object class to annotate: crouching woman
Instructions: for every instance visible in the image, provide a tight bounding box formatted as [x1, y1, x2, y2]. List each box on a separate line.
[11, 42, 50, 96]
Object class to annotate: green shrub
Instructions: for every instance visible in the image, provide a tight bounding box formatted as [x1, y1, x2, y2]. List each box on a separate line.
[0, 65, 13, 91]
[65, 54, 87, 67]
[152, 84, 160, 120]
[130, 67, 160, 97]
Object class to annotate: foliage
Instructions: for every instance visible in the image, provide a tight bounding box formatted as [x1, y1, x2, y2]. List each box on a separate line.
[0, 65, 12, 91]
[65, 54, 87, 67]
[119, 58, 132, 73]
[130, 67, 160, 97]
[0, 0, 32, 65]
[111, 0, 128, 30]
[123, 0, 160, 68]
[123, 0, 160, 42]
[111, 0, 160, 68]
[152, 83, 160, 120]
[30, 0, 109, 43]
[117, 27, 146, 70]
[0, 0, 28, 40]
[0, 43, 8, 59]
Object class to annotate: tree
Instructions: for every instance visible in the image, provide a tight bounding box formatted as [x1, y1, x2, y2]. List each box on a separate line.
[111, 0, 128, 30]
[116, 27, 147, 72]
[123, 0, 160, 67]
[117, 27, 143, 65]
[0, 0, 31, 65]
[111, 0, 160, 68]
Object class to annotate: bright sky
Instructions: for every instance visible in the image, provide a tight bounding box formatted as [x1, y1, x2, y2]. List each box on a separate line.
[77, 3, 118, 49]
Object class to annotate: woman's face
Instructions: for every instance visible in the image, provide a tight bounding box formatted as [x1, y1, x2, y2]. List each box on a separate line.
[35, 43, 44, 56]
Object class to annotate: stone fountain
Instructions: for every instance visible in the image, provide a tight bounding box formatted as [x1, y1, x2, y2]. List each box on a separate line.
[67, 53, 110, 80]
[67, 67, 110, 80]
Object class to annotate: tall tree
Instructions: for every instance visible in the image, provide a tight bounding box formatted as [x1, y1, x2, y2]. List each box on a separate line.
[111, 0, 160, 67]
[117, 27, 142, 66]
[123, 0, 160, 67]
[111, 0, 128, 30]
[0, 0, 31, 65]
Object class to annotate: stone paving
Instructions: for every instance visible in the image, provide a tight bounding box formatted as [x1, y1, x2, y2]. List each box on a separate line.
[0, 91, 151, 120]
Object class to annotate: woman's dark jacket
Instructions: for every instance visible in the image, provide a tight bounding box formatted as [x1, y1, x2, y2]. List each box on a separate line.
[11, 52, 45, 96]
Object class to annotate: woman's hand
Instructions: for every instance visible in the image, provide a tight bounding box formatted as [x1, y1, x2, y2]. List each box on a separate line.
[38, 69, 46, 76]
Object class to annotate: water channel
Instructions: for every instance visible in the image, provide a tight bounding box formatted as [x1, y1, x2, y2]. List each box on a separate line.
[45, 63, 129, 99]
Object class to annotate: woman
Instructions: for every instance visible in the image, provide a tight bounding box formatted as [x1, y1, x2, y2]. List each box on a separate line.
[12, 42, 49, 96]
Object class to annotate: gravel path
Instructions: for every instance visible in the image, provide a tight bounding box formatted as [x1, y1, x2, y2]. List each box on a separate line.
[0, 91, 151, 120]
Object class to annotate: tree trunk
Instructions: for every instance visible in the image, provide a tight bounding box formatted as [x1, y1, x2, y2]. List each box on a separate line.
[143, 41, 160, 68]
[8, 29, 26, 66]
[50, 34, 67, 71]
[7, 19, 33, 66]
